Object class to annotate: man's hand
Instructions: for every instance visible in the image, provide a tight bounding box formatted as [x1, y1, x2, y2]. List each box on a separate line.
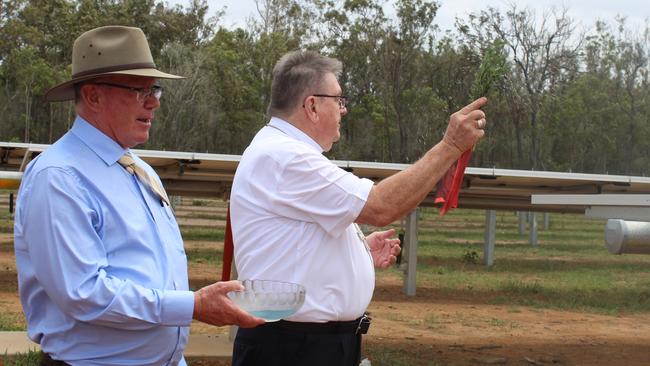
[442, 97, 488, 154]
[193, 281, 265, 328]
[366, 229, 401, 269]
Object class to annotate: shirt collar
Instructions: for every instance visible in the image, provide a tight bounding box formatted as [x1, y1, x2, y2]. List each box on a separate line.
[70, 116, 129, 166]
[268, 117, 324, 153]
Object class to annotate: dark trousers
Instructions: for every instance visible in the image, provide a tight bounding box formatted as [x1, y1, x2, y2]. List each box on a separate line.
[39, 352, 71, 366]
[232, 323, 363, 366]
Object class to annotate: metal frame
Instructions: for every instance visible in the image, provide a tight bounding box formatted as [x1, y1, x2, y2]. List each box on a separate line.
[533, 194, 650, 222]
[5, 142, 650, 211]
[7, 142, 650, 295]
[403, 209, 418, 296]
[484, 210, 496, 266]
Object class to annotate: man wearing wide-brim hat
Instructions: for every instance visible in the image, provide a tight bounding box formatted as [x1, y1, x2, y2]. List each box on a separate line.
[14, 25, 263, 366]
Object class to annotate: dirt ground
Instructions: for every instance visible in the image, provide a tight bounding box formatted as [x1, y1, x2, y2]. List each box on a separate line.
[3, 227, 650, 365]
[364, 277, 650, 365]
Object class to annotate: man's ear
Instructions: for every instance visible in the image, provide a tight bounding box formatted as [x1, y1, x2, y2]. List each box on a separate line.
[304, 96, 319, 122]
[80, 84, 102, 111]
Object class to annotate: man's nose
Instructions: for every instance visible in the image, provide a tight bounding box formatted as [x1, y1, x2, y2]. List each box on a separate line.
[144, 95, 160, 110]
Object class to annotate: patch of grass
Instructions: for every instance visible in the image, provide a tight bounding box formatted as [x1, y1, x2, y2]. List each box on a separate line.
[488, 317, 519, 329]
[190, 199, 210, 206]
[186, 248, 224, 266]
[0, 209, 13, 220]
[0, 220, 13, 233]
[406, 207, 650, 314]
[489, 317, 506, 327]
[0, 310, 26, 331]
[423, 314, 445, 330]
[183, 212, 227, 220]
[461, 249, 480, 264]
[180, 228, 225, 241]
[384, 312, 421, 327]
[454, 312, 477, 327]
[498, 279, 543, 294]
[1, 351, 40, 366]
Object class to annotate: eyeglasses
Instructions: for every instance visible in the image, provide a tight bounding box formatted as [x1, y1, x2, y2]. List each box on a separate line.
[93, 82, 163, 102]
[313, 94, 348, 109]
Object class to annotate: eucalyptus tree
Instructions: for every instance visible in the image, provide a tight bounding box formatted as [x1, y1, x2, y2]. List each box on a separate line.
[458, 4, 582, 169]
[325, 0, 393, 161]
[192, 0, 309, 154]
[383, 0, 441, 162]
[201, 28, 268, 153]
[149, 42, 214, 152]
[0, 0, 213, 145]
[427, 37, 477, 115]
[543, 72, 619, 174]
[248, 0, 314, 114]
[0, 0, 76, 143]
[318, 0, 442, 163]
[547, 18, 650, 175]
[597, 19, 650, 175]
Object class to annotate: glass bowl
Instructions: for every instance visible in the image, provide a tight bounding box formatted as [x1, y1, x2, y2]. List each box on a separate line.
[227, 279, 306, 322]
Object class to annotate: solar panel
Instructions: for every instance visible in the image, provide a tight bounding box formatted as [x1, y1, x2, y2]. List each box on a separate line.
[3, 141, 650, 212]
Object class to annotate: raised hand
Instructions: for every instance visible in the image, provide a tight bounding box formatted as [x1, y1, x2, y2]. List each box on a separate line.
[442, 97, 488, 154]
[366, 228, 401, 269]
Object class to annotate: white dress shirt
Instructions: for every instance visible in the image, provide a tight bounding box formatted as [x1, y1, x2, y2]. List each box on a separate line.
[231, 117, 375, 322]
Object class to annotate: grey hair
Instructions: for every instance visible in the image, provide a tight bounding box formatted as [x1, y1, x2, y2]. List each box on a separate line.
[267, 50, 342, 117]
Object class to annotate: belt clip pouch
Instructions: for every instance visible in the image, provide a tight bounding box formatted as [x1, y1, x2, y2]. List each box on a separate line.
[356, 314, 371, 335]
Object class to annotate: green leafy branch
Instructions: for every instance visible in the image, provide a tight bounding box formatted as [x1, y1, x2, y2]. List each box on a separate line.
[469, 39, 507, 101]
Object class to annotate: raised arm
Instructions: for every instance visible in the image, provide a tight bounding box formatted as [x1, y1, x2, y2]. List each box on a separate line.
[357, 97, 488, 227]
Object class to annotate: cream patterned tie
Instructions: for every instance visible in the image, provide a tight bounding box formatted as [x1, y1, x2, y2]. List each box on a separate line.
[118, 154, 170, 206]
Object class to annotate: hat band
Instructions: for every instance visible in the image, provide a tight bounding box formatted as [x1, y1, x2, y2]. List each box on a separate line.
[72, 62, 157, 78]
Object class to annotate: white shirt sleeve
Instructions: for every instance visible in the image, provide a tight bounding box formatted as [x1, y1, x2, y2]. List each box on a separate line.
[272, 151, 374, 236]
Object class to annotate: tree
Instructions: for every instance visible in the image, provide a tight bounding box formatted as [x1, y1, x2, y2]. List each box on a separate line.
[459, 4, 582, 169]
[0, 0, 214, 145]
[547, 18, 650, 175]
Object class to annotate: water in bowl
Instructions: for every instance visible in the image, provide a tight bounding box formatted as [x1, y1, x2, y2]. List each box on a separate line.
[250, 309, 297, 321]
[228, 279, 306, 322]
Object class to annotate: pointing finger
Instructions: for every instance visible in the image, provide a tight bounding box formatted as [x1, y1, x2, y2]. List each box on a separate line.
[459, 97, 488, 115]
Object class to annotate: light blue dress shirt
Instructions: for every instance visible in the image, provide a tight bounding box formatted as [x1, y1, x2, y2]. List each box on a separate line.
[14, 117, 195, 366]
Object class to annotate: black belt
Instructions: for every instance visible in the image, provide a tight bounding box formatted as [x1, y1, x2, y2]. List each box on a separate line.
[39, 352, 71, 366]
[262, 314, 371, 335]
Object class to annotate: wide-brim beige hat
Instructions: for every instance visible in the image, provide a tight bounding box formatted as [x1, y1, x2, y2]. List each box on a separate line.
[45, 25, 184, 102]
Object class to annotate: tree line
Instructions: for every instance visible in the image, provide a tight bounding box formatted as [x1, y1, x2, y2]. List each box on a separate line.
[2, 0, 649, 175]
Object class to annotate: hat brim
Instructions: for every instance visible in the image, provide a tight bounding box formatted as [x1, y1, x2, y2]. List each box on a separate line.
[44, 68, 185, 102]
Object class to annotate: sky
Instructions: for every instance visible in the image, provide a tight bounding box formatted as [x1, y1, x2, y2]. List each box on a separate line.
[171, 0, 649, 33]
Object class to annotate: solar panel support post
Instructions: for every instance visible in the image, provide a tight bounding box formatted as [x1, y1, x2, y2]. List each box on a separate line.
[484, 210, 496, 266]
[403, 209, 418, 296]
[528, 212, 538, 245]
[518, 211, 526, 235]
[543, 213, 550, 230]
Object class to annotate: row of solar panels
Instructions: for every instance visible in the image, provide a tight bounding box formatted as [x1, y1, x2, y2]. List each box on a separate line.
[3, 141, 650, 213]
